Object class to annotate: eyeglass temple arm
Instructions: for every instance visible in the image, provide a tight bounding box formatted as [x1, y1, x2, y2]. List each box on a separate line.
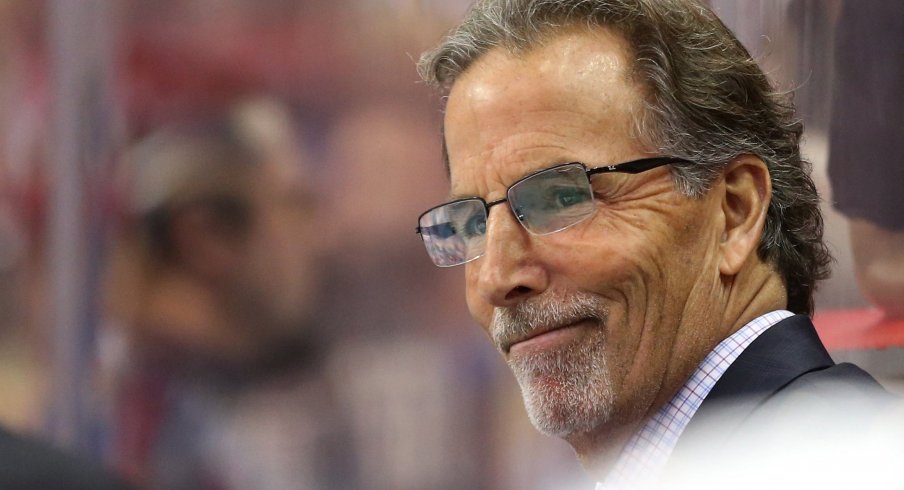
[586, 156, 690, 176]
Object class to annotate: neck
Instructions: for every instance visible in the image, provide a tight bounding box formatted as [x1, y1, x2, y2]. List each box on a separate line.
[566, 417, 645, 481]
[568, 259, 788, 481]
[719, 259, 789, 340]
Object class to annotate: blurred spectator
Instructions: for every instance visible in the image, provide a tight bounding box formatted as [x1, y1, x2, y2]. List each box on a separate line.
[319, 101, 501, 490]
[103, 98, 350, 489]
[323, 101, 454, 340]
[828, 0, 904, 318]
[0, 0, 52, 435]
[0, 165, 31, 426]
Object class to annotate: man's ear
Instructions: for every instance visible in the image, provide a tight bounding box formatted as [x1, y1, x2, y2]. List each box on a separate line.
[718, 155, 771, 276]
[168, 202, 246, 283]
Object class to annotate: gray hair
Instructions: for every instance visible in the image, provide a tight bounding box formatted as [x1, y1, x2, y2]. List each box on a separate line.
[418, 0, 830, 314]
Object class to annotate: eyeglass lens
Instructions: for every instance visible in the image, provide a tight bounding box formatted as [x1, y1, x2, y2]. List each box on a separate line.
[419, 163, 596, 267]
[508, 164, 595, 234]
[418, 199, 488, 267]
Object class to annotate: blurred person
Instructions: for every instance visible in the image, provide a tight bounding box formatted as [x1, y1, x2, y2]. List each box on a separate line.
[415, 0, 901, 487]
[104, 98, 349, 489]
[320, 102, 504, 490]
[324, 102, 468, 336]
[0, 164, 46, 434]
[828, 0, 904, 319]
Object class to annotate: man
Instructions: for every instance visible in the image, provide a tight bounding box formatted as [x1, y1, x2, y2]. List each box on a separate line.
[415, 0, 899, 486]
[105, 98, 350, 489]
[108, 98, 323, 369]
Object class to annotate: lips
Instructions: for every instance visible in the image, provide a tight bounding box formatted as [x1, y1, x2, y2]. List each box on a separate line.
[502, 318, 594, 354]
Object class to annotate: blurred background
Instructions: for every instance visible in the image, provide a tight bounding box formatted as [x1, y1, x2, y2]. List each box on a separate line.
[0, 0, 899, 489]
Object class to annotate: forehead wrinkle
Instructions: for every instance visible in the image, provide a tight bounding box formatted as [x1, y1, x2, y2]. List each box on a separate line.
[449, 137, 580, 201]
[447, 102, 610, 193]
[445, 35, 637, 131]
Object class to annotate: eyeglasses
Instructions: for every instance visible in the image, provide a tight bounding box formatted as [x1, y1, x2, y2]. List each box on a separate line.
[416, 156, 689, 267]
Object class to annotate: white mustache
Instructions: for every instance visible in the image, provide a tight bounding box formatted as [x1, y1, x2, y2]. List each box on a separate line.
[490, 290, 608, 352]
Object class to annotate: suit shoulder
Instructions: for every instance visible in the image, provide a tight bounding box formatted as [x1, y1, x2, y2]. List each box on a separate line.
[771, 361, 893, 408]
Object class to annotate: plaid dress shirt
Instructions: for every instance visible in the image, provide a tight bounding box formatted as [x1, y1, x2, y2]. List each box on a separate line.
[597, 310, 794, 489]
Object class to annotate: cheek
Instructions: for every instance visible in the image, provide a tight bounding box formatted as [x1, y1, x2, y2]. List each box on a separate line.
[546, 216, 659, 297]
[464, 265, 494, 332]
[559, 194, 716, 293]
[546, 204, 710, 348]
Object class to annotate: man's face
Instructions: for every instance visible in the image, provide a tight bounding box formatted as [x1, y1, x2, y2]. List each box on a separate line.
[444, 28, 727, 443]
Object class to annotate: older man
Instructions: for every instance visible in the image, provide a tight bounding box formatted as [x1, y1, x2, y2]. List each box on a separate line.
[415, 0, 896, 486]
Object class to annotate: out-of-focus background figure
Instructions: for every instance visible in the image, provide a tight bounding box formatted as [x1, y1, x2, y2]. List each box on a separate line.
[103, 98, 349, 489]
[827, 1, 904, 320]
[0, 0, 900, 489]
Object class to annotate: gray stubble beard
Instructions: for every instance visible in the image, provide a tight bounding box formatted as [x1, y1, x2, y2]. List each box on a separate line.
[491, 291, 614, 438]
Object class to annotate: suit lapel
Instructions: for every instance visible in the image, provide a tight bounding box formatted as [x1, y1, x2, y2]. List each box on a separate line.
[704, 315, 834, 401]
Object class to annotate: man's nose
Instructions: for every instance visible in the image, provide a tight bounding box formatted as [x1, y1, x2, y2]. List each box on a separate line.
[474, 206, 549, 307]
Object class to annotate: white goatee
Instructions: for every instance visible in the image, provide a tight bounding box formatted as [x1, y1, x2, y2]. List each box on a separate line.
[491, 290, 613, 437]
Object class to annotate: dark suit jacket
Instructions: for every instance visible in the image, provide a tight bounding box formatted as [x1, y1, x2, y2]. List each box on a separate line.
[0, 427, 132, 490]
[664, 314, 902, 483]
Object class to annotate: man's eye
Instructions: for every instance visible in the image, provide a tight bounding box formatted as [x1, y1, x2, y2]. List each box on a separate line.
[552, 187, 588, 208]
[462, 213, 487, 237]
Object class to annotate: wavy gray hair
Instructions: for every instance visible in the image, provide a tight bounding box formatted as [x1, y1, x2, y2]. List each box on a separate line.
[418, 0, 830, 314]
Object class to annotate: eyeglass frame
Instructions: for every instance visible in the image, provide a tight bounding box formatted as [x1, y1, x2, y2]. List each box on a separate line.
[415, 156, 692, 266]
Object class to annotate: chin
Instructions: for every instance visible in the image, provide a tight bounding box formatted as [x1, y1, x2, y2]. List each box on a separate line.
[524, 394, 615, 438]
[510, 333, 614, 438]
